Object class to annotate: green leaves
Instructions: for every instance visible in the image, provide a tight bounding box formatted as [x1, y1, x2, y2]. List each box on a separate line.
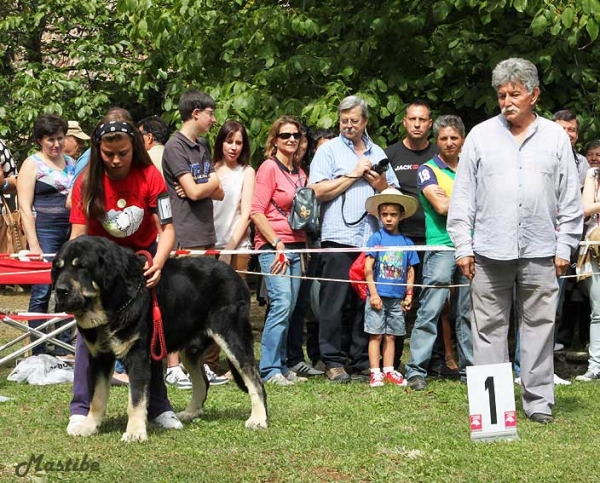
[2, 0, 600, 163]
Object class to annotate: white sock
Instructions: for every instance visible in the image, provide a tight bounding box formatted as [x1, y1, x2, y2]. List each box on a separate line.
[370, 368, 382, 374]
[383, 366, 394, 374]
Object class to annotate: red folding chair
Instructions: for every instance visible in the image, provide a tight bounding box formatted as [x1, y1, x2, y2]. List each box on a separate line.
[0, 257, 75, 366]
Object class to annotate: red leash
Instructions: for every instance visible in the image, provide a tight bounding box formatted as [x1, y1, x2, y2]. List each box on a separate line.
[137, 250, 167, 361]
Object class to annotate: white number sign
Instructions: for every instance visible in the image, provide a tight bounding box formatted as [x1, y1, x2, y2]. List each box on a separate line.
[466, 362, 519, 442]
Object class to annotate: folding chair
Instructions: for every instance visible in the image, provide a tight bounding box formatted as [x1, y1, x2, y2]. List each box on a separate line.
[0, 257, 75, 366]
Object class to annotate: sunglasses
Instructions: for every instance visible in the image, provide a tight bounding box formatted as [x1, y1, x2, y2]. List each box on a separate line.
[277, 132, 302, 140]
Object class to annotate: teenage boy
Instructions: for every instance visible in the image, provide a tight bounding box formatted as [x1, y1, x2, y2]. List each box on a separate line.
[363, 188, 420, 387]
[162, 89, 228, 387]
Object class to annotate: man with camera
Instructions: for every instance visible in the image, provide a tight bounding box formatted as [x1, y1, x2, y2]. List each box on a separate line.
[309, 95, 397, 383]
[405, 115, 473, 391]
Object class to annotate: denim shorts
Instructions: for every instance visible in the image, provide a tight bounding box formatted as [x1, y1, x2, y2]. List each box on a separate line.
[364, 296, 406, 336]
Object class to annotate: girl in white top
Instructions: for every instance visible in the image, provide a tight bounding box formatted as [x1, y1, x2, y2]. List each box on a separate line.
[577, 167, 600, 381]
[212, 121, 255, 273]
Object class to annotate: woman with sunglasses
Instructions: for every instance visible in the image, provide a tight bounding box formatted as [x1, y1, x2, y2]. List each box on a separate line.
[251, 116, 307, 385]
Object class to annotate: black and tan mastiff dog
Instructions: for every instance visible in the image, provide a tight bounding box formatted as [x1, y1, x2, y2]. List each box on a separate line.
[52, 236, 267, 442]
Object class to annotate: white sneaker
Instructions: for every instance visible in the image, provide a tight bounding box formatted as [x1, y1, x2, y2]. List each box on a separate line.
[165, 366, 193, 389]
[284, 371, 308, 383]
[204, 364, 229, 386]
[151, 410, 183, 430]
[515, 375, 571, 385]
[575, 370, 600, 382]
[265, 373, 294, 386]
[66, 414, 87, 435]
[553, 374, 571, 386]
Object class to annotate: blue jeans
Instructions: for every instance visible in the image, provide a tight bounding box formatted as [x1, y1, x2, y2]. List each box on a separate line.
[406, 251, 474, 379]
[28, 223, 71, 355]
[585, 274, 600, 373]
[258, 250, 302, 380]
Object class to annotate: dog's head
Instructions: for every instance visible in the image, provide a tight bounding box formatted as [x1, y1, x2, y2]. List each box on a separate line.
[52, 236, 146, 316]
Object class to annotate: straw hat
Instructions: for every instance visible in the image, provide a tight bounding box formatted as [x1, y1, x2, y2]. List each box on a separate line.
[67, 121, 90, 140]
[365, 187, 418, 218]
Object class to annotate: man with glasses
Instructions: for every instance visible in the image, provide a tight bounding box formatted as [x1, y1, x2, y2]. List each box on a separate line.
[309, 95, 398, 383]
[162, 89, 227, 388]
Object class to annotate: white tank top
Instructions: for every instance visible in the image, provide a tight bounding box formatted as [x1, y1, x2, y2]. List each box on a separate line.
[213, 164, 251, 249]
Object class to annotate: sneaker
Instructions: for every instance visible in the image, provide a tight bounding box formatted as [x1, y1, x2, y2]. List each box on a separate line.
[385, 370, 408, 386]
[204, 364, 229, 386]
[265, 373, 294, 386]
[151, 410, 183, 430]
[325, 367, 350, 383]
[575, 370, 600, 382]
[350, 369, 371, 383]
[370, 371, 385, 387]
[111, 372, 130, 386]
[554, 342, 565, 352]
[284, 371, 308, 383]
[66, 414, 87, 435]
[514, 376, 521, 385]
[165, 366, 193, 389]
[288, 361, 324, 377]
[408, 375, 427, 391]
[553, 374, 571, 386]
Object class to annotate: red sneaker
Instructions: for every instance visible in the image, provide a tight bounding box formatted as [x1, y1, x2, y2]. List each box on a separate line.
[385, 370, 408, 386]
[369, 371, 385, 387]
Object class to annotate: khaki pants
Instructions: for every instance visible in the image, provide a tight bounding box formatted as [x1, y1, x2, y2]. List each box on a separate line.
[471, 255, 557, 417]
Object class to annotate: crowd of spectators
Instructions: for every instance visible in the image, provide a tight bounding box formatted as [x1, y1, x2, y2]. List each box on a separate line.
[2, 56, 599, 431]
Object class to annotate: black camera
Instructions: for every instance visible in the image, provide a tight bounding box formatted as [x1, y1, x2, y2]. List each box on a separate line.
[372, 158, 390, 175]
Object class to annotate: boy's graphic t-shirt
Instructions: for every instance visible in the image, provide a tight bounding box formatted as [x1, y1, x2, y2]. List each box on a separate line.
[365, 229, 420, 299]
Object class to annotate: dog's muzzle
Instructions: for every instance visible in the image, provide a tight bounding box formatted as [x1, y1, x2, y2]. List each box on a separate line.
[54, 280, 96, 314]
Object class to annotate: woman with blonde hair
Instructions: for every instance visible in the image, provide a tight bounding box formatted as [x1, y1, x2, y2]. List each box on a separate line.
[251, 116, 307, 385]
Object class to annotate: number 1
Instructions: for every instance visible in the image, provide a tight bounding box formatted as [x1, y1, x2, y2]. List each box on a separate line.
[484, 376, 498, 425]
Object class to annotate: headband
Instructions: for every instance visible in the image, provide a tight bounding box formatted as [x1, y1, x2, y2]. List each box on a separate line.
[95, 121, 135, 143]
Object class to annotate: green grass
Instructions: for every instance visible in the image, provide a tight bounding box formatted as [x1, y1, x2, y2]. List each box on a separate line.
[0, 292, 597, 483]
[0, 359, 598, 483]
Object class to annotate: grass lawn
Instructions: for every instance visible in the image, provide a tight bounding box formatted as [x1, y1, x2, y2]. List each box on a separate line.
[0, 298, 598, 482]
[1, 357, 598, 482]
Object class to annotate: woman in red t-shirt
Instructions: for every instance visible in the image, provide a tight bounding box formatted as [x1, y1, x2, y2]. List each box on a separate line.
[66, 114, 181, 436]
[250, 116, 307, 386]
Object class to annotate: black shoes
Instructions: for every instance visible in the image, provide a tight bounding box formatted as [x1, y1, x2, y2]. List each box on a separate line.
[529, 413, 554, 424]
[408, 375, 428, 391]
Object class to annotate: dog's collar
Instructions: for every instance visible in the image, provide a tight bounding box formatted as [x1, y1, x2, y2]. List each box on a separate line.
[115, 279, 145, 315]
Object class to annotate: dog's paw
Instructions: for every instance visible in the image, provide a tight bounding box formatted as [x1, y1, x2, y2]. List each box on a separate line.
[176, 410, 203, 423]
[245, 417, 268, 430]
[121, 430, 148, 443]
[68, 419, 98, 437]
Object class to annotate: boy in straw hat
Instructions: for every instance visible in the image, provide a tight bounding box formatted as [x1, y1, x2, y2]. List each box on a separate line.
[364, 188, 420, 387]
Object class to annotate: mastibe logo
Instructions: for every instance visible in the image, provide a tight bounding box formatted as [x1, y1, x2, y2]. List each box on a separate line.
[15, 454, 100, 477]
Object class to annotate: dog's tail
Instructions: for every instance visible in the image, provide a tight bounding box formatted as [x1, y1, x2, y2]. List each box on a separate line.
[227, 361, 250, 393]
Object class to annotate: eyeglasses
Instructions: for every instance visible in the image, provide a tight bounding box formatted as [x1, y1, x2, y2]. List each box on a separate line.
[277, 132, 302, 140]
[195, 108, 216, 117]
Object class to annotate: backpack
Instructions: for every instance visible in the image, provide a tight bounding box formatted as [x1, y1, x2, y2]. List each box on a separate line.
[288, 186, 319, 233]
[270, 164, 319, 234]
[348, 252, 368, 301]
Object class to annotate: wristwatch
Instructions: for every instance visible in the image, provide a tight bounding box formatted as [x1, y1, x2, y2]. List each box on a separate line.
[271, 237, 282, 247]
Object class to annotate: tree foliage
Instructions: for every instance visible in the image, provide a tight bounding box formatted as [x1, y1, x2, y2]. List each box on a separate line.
[1, 0, 599, 162]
